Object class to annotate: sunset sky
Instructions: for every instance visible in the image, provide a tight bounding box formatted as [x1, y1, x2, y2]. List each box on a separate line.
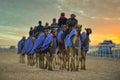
[0, 0, 120, 46]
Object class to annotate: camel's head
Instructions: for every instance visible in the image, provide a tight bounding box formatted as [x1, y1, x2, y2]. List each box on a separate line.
[51, 29, 57, 37]
[85, 28, 92, 35]
[61, 25, 67, 31]
[76, 25, 82, 32]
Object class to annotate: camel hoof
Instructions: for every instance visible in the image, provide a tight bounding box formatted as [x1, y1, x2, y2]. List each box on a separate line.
[75, 68, 79, 71]
[81, 68, 86, 70]
[67, 68, 70, 71]
[48, 68, 53, 71]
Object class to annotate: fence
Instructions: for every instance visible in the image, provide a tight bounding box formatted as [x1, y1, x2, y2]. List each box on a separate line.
[87, 45, 120, 59]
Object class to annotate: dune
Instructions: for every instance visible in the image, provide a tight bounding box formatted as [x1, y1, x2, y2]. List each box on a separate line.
[0, 50, 120, 80]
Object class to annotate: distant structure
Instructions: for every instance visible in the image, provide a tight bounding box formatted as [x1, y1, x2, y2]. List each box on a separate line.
[9, 46, 16, 49]
[98, 40, 115, 54]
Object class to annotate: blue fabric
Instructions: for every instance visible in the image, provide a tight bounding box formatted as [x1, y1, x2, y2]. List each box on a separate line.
[81, 32, 86, 41]
[40, 34, 53, 51]
[30, 33, 45, 54]
[57, 30, 63, 42]
[18, 38, 25, 53]
[82, 43, 89, 51]
[50, 38, 57, 54]
[22, 37, 33, 54]
[65, 29, 77, 46]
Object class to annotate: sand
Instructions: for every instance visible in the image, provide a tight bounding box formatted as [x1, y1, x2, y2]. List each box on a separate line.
[0, 50, 120, 80]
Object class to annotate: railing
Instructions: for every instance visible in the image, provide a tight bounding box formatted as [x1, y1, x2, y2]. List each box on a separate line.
[87, 45, 120, 59]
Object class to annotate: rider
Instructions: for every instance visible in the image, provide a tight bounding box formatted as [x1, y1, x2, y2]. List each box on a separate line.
[37, 21, 44, 32]
[29, 27, 34, 37]
[58, 12, 68, 27]
[66, 14, 78, 28]
[51, 18, 58, 26]
[45, 22, 50, 28]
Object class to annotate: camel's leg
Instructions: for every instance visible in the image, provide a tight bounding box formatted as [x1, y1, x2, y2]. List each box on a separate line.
[53, 54, 56, 69]
[39, 53, 42, 69]
[66, 47, 71, 71]
[48, 55, 51, 70]
[61, 52, 64, 70]
[30, 54, 35, 66]
[40, 53, 44, 69]
[28, 54, 31, 65]
[36, 53, 39, 68]
[81, 51, 84, 69]
[27, 54, 29, 65]
[47, 53, 51, 70]
[22, 54, 25, 64]
[29, 55, 31, 65]
[76, 48, 81, 71]
[63, 53, 66, 70]
[52, 54, 55, 70]
[45, 53, 50, 69]
[48, 54, 53, 70]
[30, 55, 32, 66]
[70, 47, 76, 71]
[33, 54, 35, 66]
[83, 52, 87, 70]
[21, 54, 23, 63]
[43, 53, 45, 69]
[59, 52, 63, 70]
[19, 54, 22, 63]
[73, 48, 76, 71]
[31, 55, 33, 66]
[81, 51, 86, 70]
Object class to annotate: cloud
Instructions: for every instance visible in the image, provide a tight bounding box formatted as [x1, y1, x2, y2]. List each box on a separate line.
[118, 18, 120, 20]
[90, 16, 120, 21]
[0, 33, 20, 40]
[78, 10, 87, 16]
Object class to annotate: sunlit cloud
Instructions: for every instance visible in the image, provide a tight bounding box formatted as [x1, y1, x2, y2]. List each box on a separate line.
[118, 18, 120, 20]
[78, 10, 87, 16]
[90, 16, 120, 21]
[0, 33, 21, 40]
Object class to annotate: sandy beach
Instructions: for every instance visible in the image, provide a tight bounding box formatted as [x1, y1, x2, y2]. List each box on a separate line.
[0, 50, 120, 80]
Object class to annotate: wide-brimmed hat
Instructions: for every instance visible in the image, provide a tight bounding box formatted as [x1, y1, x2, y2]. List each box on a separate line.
[71, 14, 76, 18]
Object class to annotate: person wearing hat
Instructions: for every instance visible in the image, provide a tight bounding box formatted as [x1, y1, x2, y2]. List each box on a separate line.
[51, 18, 58, 26]
[29, 27, 34, 37]
[37, 21, 44, 32]
[66, 14, 78, 28]
[58, 12, 68, 27]
[45, 22, 50, 28]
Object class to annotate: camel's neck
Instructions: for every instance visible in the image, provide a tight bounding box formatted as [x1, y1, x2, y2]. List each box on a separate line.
[86, 33, 90, 42]
[82, 33, 90, 46]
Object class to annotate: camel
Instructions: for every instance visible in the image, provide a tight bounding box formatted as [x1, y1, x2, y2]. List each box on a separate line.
[64, 25, 78, 71]
[47, 29, 58, 70]
[56, 25, 68, 70]
[17, 37, 26, 63]
[38, 30, 53, 69]
[29, 32, 45, 67]
[81, 28, 92, 70]
[22, 37, 35, 66]
[74, 25, 82, 71]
